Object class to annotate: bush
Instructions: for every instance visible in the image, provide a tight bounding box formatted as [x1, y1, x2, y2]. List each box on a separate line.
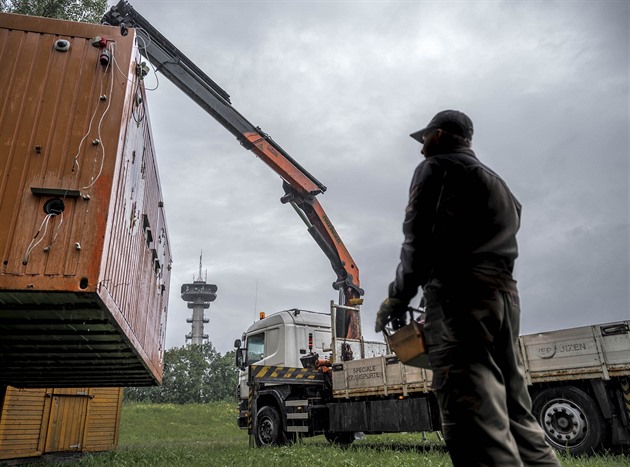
[125, 344, 238, 403]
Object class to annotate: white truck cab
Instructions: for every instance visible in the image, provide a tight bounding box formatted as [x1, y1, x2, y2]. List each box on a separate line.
[234, 308, 332, 423]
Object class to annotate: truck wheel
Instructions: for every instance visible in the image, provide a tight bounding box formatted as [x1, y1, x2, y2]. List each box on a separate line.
[324, 431, 355, 446]
[255, 406, 285, 447]
[532, 386, 605, 455]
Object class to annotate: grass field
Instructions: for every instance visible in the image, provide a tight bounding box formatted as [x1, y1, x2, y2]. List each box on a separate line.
[63, 402, 628, 466]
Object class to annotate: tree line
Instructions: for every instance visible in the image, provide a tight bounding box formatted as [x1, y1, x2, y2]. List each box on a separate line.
[1, 0, 107, 23]
[125, 344, 239, 404]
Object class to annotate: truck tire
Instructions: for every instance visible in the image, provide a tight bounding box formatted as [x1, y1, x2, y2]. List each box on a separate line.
[532, 385, 605, 455]
[324, 431, 355, 446]
[255, 406, 285, 447]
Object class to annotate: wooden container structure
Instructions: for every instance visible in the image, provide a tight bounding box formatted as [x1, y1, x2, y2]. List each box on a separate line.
[0, 13, 171, 387]
[0, 385, 123, 460]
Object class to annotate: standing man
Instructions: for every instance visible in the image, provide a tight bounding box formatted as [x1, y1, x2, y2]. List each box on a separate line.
[375, 110, 560, 466]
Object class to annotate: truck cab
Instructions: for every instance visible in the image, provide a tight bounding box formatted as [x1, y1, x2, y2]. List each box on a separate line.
[234, 309, 332, 428]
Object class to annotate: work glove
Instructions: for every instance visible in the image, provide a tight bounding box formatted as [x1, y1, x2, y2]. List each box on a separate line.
[374, 297, 408, 333]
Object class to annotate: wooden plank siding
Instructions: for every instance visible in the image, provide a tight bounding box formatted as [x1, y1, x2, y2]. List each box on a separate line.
[0, 388, 48, 459]
[83, 388, 123, 452]
[0, 386, 123, 460]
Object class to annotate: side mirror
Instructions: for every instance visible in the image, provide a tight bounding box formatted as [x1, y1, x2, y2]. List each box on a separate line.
[235, 348, 245, 369]
[234, 339, 241, 349]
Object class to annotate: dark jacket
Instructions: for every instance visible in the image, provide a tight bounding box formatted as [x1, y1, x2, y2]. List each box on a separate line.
[389, 147, 522, 302]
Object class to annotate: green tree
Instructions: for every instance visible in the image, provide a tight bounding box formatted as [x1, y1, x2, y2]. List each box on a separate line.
[125, 344, 239, 404]
[1, 0, 107, 23]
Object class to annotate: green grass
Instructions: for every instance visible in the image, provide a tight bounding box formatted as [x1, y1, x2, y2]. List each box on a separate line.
[63, 402, 627, 466]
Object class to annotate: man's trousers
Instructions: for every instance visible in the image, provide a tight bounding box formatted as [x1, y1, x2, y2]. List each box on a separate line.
[423, 283, 561, 467]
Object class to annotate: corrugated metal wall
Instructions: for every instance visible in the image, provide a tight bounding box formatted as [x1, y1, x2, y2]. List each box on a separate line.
[0, 13, 171, 387]
[98, 82, 171, 380]
[0, 386, 123, 460]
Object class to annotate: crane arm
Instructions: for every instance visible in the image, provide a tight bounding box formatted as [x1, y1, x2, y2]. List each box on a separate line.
[103, 1, 363, 339]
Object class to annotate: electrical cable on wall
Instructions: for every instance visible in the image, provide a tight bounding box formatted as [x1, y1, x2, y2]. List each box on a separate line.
[112, 33, 159, 92]
[44, 212, 64, 252]
[110, 34, 156, 125]
[82, 43, 115, 190]
[134, 32, 159, 91]
[132, 91, 145, 123]
[70, 75, 106, 176]
[22, 213, 55, 265]
[112, 55, 133, 83]
[107, 34, 151, 124]
[140, 61, 159, 91]
[131, 74, 146, 124]
[71, 42, 115, 181]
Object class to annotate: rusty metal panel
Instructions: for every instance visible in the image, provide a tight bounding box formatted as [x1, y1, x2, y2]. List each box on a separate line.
[0, 13, 171, 387]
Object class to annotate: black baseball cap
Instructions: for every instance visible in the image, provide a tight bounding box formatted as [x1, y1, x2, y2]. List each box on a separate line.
[410, 110, 474, 142]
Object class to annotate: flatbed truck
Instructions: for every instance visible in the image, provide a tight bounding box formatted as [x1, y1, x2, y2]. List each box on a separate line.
[235, 306, 630, 456]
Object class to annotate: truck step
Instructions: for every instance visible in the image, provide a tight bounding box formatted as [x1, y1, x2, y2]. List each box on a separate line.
[284, 399, 311, 433]
[285, 399, 309, 407]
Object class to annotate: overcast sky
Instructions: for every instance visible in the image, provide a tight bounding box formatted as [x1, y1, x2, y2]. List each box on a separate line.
[107, 0, 629, 354]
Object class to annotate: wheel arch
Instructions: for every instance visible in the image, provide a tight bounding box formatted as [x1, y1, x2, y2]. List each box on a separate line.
[256, 389, 284, 413]
[529, 380, 591, 399]
[252, 386, 291, 433]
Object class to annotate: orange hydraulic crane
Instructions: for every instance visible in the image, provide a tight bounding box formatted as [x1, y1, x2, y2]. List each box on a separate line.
[103, 1, 363, 340]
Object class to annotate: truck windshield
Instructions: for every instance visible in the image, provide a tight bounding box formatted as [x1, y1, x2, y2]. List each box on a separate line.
[246, 333, 265, 365]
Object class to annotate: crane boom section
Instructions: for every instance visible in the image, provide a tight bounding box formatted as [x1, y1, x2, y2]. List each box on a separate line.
[102, 2, 364, 336]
